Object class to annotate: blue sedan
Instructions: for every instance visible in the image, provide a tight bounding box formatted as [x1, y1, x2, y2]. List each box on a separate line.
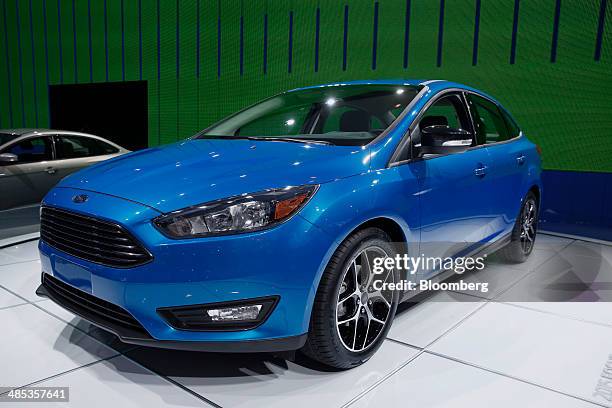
[37, 79, 541, 369]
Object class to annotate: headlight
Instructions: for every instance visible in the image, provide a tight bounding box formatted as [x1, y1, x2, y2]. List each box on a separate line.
[153, 184, 318, 238]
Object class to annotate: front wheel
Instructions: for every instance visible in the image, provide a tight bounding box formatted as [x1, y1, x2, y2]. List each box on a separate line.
[302, 228, 400, 369]
[498, 191, 539, 263]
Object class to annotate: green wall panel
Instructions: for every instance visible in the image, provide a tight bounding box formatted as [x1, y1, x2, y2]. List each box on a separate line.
[16, 0, 36, 127]
[0, 2, 11, 127]
[177, 0, 198, 139]
[140, 0, 158, 146]
[409, 0, 439, 71]
[30, 0, 48, 128]
[5, 0, 22, 127]
[196, 0, 218, 131]
[218, 0, 241, 121]
[158, 0, 177, 144]
[123, 0, 140, 82]
[43, 0, 61, 87]
[0, 0, 611, 172]
[89, 0, 106, 82]
[73, 0, 90, 84]
[58, 0, 74, 84]
[106, 0, 123, 82]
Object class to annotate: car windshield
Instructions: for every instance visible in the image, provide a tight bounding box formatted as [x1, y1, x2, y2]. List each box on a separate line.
[0, 133, 21, 146]
[196, 84, 419, 146]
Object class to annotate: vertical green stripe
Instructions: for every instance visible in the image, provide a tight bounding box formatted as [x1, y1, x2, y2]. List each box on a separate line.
[158, 0, 176, 144]
[377, 0, 406, 76]
[88, 0, 104, 82]
[73, 0, 90, 84]
[106, 0, 122, 81]
[0, 0, 10, 127]
[266, 1, 292, 95]
[218, 0, 241, 121]
[59, 0, 74, 84]
[123, 0, 139, 82]
[30, 0, 49, 127]
[141, 0, 158, 146]
[5, 0, 22, 126]
[344, 0, 373, 79]
[316, 2, 344, 83]
[177, 0, 197, 138]
[408, 0, 438, 72]
[441, 0, 473, 71]
[197, 0, 218, 129]
[18, 0, 36, 127]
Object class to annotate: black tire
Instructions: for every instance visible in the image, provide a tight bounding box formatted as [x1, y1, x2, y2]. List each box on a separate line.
[301, 227, 400, 369]
[498, 191, 539, 263]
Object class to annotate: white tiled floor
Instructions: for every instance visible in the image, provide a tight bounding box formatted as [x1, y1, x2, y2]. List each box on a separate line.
[0, 259, 43, 301]
[124, 341, 420, 408]
[1, 233, 611, 407]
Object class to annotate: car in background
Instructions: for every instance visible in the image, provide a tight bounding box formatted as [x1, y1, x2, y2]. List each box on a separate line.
[0, 129, 129, 211]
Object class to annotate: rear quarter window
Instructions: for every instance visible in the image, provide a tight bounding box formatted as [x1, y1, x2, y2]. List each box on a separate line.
[500, 108, 521, 138]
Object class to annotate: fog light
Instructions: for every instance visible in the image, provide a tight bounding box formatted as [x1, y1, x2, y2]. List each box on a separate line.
[206, 304, 262, 321]
[157, 296, 278, 331]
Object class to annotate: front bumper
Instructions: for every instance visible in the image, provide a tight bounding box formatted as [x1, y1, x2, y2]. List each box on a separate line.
[38, 187, 336, 351]
[35, 280, 306, 352]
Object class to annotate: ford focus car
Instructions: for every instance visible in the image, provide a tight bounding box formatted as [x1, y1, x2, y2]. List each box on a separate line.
[36, 80, 541, 369]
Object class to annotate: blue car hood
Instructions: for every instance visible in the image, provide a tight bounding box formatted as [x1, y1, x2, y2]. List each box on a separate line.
[59, 138, 370, 213]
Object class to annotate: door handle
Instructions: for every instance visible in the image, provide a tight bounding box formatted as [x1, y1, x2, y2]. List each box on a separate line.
[516, 154, 526, 165]
[45, 166, 57, 175]
[474, 165, 487, 177]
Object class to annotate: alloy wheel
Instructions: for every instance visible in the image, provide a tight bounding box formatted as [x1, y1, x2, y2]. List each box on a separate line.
[519, 198, 537, 253]
[335, 246, 394, 352]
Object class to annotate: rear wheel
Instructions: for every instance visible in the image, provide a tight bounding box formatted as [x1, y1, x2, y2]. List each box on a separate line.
[498, 191, 538, 263]
[302, 228, 399, 369]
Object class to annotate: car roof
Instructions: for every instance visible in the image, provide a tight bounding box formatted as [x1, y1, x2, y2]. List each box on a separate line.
[0, 128, 50, 136]
[286, 79, 501, 104]
[0, 128, 127, 150]
[0, 128, 100, 137]
[286, 79, 425, 93]
[0, 128, 108, 139]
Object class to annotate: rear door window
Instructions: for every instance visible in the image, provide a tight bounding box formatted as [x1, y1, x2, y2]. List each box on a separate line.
[467, 94, 509, 144]
[56, 135, 118, 159]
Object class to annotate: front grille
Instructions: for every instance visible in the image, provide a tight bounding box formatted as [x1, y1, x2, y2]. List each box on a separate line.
[42, 273, 149, 338]
[40, 206, 152, 268]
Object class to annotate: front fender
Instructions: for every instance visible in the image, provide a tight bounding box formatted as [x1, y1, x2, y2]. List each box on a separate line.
[299, 168, 421, 299]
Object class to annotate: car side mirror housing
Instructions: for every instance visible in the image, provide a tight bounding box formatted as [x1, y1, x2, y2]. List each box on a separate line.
[419, 125, 473, 155]
[0, 153, 18, 164]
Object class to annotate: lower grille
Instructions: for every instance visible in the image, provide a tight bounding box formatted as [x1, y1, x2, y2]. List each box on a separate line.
[40, 206, 152, 268]
[42, 273, 150, 339]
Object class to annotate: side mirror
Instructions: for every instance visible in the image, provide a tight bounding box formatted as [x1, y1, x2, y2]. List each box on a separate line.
[419, 125, 473, 155]
[0, 153, 18, 164]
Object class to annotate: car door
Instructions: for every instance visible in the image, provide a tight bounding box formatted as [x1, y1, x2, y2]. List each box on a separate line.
[0, 135, 56, 210]
[466, 93, 525, 237]
[52, 134, 121, 180]
[406, 92, 496, 277]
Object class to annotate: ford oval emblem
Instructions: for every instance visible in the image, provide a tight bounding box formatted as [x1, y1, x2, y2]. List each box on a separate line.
[72, 194, 89, 204]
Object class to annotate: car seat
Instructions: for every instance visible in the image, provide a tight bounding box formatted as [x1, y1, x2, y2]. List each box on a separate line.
[339, 110, 371, 133]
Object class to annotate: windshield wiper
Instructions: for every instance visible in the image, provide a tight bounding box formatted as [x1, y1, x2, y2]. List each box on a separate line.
[245, 136, 332, 145]
[196, 134, 332, 145]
